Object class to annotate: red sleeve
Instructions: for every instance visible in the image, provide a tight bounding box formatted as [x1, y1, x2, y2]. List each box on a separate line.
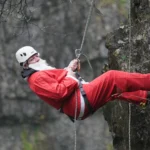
[33, 73, 78, 102]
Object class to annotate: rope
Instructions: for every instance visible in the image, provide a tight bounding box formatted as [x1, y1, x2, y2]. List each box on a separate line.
[75, 0, 95, 58]
[74, 90, 78, 150]
[128, 0, 132, 149]
[73, 1, 95, 150]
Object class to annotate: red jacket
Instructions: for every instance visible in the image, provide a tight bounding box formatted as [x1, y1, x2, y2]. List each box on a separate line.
[27, 69, 85, 119]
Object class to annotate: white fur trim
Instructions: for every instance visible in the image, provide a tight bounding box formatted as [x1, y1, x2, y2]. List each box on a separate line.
[78, 93, 85, 119]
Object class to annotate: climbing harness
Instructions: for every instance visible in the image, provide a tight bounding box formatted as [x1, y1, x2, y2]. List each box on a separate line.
[75, 72, 94, 114]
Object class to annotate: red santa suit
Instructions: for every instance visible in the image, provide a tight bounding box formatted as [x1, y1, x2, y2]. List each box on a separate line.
[27, 69, 149, 120]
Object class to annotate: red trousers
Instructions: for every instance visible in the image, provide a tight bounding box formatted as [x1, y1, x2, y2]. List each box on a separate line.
[82, 70, 148, 118]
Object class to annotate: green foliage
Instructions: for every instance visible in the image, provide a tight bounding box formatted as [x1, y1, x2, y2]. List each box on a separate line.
[100, 0, 128, 17]
[120, 0, 127, 5]
[100, 0, 116, 6]
[21, 128, 49, 150]
[100, 0, 127, 6]
[21, 130, 34, 150]
[107, 143, 114, 150]
[121, 55, 127, 61]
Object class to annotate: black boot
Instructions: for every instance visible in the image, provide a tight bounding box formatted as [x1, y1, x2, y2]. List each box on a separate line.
[147, 91, 150, 99]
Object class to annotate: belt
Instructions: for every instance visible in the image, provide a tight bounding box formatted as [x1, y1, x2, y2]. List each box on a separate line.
[76, 72, 94, 115]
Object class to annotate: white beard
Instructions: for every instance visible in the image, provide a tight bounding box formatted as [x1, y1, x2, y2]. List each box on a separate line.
[28, 59, 55, 71]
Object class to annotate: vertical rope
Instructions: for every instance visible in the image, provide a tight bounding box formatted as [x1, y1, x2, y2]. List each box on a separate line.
[74, 90, 78, 150]
[128, 105, 131, 150]
[79, 0, 95, 52]
[128, 0, 132, 149]
[73, 1, 95, 149]
[128, 0, 132, 72]
[75, 0, 95, 59]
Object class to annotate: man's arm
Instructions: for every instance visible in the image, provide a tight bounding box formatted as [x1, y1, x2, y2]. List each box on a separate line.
[33, 72, 78, 102]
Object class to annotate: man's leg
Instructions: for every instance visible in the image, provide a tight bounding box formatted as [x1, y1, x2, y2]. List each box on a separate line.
[111, 90, 147, 105]
[83, 70, 150, 110]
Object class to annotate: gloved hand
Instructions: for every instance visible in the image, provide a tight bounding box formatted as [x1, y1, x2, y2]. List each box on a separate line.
[65, 67, 76, 78]
[67, 59, 78, 71]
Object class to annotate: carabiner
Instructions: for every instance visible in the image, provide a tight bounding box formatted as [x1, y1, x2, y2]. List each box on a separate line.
[75, 49, 81, 59]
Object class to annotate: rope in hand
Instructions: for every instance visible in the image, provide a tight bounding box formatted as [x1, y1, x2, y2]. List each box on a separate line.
[73, 1, 95, 150]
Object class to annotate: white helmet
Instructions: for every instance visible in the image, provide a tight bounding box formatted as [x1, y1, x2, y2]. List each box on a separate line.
[16, 46, 38, 65]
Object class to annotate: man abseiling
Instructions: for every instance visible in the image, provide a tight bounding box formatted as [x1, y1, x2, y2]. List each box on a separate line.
[16, 46, 150, 121]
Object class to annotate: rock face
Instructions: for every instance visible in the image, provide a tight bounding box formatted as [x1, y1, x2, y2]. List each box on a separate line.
[104, 0, 150, 149]
[0, 0, 128, 150]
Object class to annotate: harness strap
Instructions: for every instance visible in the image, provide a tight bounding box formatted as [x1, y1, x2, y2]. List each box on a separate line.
[76, 72, 94, 114]
[60, 72, 94, 122]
